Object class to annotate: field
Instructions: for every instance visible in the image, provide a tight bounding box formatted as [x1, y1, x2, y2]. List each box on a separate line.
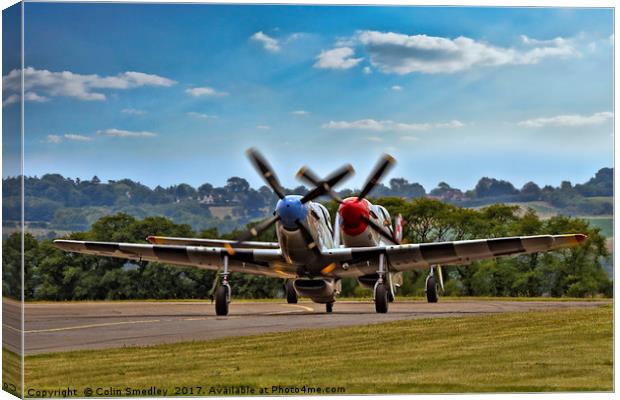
[15, 304, 612, 396]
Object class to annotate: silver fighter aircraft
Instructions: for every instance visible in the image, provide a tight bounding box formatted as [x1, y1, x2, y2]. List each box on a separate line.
[55, 149, 587, 315]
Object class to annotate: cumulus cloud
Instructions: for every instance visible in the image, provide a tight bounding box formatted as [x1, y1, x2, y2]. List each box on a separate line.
[3, 91, 49, 107]
[323, 118, 464, 132]
[251, 31, 280, 52]
[314, 47, 363, 70]
[185, 86, 228, 97]
[346, 31, 578, 74]
[2, 67, 175, 105]
[46, 133, 93, 143]
[98, 129, 157, 138]
[518, 112, 613, 128]
[187, 112, 218, 120]
[363, 66, 372, 74]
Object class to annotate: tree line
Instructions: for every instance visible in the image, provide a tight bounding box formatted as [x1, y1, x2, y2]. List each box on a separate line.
[2, 167, 612, 233]
[2, 197, 611, 301]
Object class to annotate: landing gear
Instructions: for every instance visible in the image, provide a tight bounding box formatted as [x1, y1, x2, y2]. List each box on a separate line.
[286, 280, 298, 304]
[215, 255, 232, 316]
[215, 284, 230, 315]
[374, 253, 389, 313]
[426, 266, 439, 303]
[374, 283, 388, 313]
[326, 303, 333, 313]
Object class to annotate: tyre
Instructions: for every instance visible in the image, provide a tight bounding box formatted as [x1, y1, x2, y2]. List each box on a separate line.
[215, 285, 230, 316]
[426, 275, 438, 303]
[374, 283, 389, 313]
[326, 303, 333, 313]
[286, 280, 298, 304]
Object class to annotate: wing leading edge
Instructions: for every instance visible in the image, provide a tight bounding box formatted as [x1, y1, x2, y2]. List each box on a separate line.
[53, 240, 295, 278]
[328, 234, 587, 271]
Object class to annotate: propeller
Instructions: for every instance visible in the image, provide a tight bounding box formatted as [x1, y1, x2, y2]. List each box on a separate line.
[297, 166, 345, 203]
[225, 149, 353, 255]
[360, 215, 399, 245]
[356, 154, 396, 201]
[247, 148, 286, 199]
[299, 164, 354, 204]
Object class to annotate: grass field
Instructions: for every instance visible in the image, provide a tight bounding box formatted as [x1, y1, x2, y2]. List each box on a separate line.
[16, 305, 612, 396]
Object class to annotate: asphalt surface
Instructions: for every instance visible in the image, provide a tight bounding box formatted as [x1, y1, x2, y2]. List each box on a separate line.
[2, 298, 608, 355]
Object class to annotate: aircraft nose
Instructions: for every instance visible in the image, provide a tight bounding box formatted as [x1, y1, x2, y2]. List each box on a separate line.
[276, 196, 307, 230]
[338, 198, 370, 236]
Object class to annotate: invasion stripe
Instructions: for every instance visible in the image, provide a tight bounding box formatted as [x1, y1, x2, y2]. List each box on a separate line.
[84, 242, 119, 253]
[153, 246, 191, 263]
[487, 238, 525, 256]
[419, 242, 457, 262]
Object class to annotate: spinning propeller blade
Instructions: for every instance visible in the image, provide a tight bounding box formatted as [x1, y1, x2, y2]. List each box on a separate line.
[247, 148, 286, 199]
[300, 164, 354, 204]
[356, 154, 395, 201]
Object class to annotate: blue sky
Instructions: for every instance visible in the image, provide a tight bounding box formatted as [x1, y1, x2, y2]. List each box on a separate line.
[3, 4, 614, 192]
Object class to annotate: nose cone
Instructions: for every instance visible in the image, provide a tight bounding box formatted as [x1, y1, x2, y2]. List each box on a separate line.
[276, 195, 307, 230]
[338, 197, 370, 236]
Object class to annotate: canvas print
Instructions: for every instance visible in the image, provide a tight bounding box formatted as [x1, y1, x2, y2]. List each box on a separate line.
[2, 2, 614, 397]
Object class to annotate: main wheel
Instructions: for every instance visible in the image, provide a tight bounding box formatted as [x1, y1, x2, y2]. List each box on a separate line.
[215, 285, 230, 316]
[286, 280, 298, 304]
[326, 303, 333, 313]
[374, 283, 389, 313]
[426, 276, 438, 303]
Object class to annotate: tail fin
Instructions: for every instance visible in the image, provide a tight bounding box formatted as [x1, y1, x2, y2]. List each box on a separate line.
[393, 213, 405, 244]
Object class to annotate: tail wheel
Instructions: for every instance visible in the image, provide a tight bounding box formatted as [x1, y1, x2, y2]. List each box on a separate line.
[374, 283, 389, 313]
[426, 276, 438, 303]
[215, 285, 230, 316]
[326, 303, 333, 313]
[286, 280, 298, 304]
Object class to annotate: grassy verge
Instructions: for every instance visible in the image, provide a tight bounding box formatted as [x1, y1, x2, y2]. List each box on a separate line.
[3, 347, 22, 397]
[22, 305, 612, 395]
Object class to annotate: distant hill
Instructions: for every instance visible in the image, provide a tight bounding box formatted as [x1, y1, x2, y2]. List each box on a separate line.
[2, 167, 612, 237]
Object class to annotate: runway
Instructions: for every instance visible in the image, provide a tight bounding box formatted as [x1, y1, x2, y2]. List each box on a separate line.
[2, 298, 609, 355]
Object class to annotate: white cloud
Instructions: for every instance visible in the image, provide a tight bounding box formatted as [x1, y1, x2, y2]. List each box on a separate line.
[2, 67, 175, 104]
[400, 135, 419, 141]
[363, 66, 372, 74]
[3, 91, 49, 107]
[256, 125, 271, 130]
[323, 118, 464, 132]
[187, 112, 218, 120]
[314, 47, 363, 70]
[353, 31, 578, 74]
[122, 108, 146, 115]
[518, 112, 613, 128]
[185, 86, 228, 97]
[366, 136, 383, 142]
[46, 135, 62, 144]
[24, 92, 49, 102]
[46, 133, 92, 143]
[391, 85, 403, 91]
[291, 110, 310, 116]
[251, 31, 280, 53]
[98, 129, 157, 138]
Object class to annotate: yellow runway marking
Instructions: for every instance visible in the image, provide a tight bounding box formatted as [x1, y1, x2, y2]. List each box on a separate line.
[288, 304, 314, 312]
[14, 319, 161, 334]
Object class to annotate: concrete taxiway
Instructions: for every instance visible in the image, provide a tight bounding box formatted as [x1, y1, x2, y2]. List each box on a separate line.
[2, 298, 608, 355]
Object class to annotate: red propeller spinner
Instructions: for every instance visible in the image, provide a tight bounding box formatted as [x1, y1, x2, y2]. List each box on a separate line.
[338, 197, 370, 236]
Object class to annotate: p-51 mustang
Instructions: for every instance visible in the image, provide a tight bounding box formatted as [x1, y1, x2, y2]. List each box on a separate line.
[55, 149, 587, 315]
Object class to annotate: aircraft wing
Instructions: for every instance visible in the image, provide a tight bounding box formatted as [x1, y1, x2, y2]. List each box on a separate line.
[146, 235, 280, 249]
[53, 240, 296, 278]
[328, 234, 587, 271]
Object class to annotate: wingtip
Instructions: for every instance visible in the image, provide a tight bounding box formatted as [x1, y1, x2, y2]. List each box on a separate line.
[575, 233, 588, 244]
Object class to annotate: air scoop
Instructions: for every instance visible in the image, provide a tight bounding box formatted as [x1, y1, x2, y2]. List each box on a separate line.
[276, 195, 308, 230]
